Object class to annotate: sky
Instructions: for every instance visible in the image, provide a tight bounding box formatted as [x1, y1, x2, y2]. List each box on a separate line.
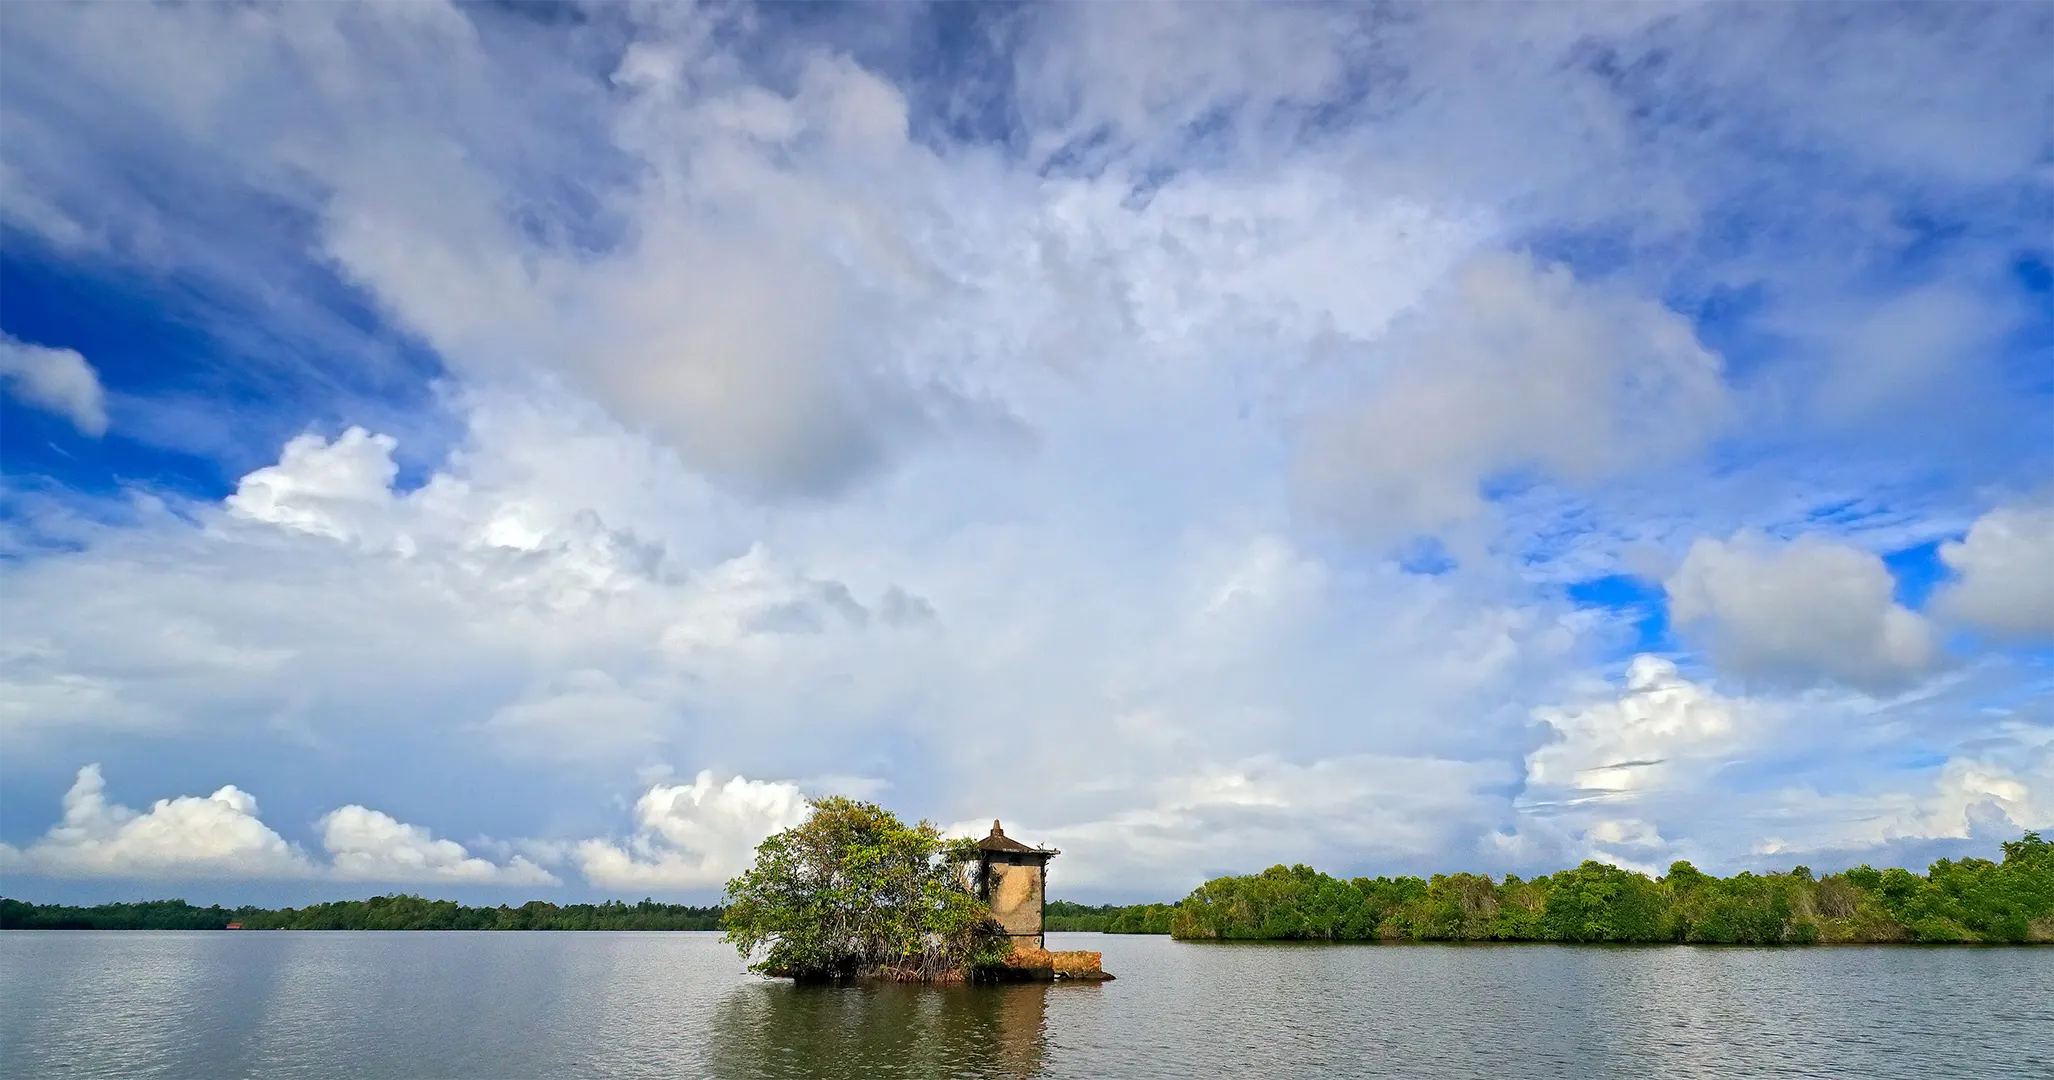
[0, 1, 2050, 906]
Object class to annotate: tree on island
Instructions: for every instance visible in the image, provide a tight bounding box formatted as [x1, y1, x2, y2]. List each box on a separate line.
[721, 796, 1010, 980]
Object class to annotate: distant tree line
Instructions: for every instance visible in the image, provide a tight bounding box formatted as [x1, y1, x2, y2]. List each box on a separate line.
[1044, 901, 1175, 934]
[2, 898, 243, 931]
[13, 833, 2048, 944]
[0, 895, 723, 931]
[1167, 832, 2053, 944]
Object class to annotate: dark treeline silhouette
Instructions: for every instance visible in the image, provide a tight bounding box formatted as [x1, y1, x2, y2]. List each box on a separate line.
[1167, 832, 2053, 944]
[0, 895, 722, 931]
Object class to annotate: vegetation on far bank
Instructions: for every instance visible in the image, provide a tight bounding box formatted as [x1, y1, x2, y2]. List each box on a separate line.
[1168, 832, 2054, 944]
[0, 896, 722, 931]
[1045, 901, 1175, 934]
[12, 832, 2047, 946]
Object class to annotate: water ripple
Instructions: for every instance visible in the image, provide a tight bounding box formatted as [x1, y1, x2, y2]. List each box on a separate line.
[2, 931, 2047, 1079]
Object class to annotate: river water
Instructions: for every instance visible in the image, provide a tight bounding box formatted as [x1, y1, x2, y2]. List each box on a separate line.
[2, 931, 2047, 1078]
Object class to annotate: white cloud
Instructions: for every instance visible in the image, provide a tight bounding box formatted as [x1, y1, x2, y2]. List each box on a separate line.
[320, 805, 557, 886]
[979, 751, 1520, 892]
[1296, 252, 1730, 543]
[0, 404, 1582, 836]
[1666, 532, 1936, 693]
[1904, 743, 2051, 841]
[0, 764, 560, 885]
[1012, 2, 1369, 168]
[1745, 729, 2054, 860]
[0, 632, 150, 738]
[0, 159, 95, 249]
[0, 3, 2046, 890]
[1516, 655, 2054, 873]
[483, 670, 674, 761]
[1517, 659, 1840, 871]
[0, 333, 107, 436]
[1789, 283, 2023, 427]
[1933, 500, 2054, 639]
[226, 427, 401, 544]
[575, 771, 811, 890]
[1886, 750, 2049, 845]
[298, 28, 1009, 499]
[0, 764, 314, 879]
[1526, 655, 1748, 795]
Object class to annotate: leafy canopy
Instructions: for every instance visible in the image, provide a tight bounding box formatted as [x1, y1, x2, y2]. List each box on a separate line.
[1167, 831, 2054, 944]
[721, 796, 1008, 980]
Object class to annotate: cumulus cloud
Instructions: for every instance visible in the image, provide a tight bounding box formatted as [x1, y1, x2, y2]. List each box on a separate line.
[0, 764, 313, 879]
[1665, 532, 1936, 693]
[226, 427, 401, 544]
[1015, 752, 1520, 890]
[198, 6, 1012, 499]
[321, 805, 557, 885]
[0, 406, 1706, 886]
[0, 765, 554, 884]
[1526, 655, 1748, 796]
[575, 771, 811, 889]
[1296, 252, 1730, 543]
[0, 333, 107, 436]
[1873, 749, 2050, 847]
[1932, 500, 2054, 639]
[216, 421, 892, 636]
[555, 54, 966, 496]
[0, 3, 2047, 890]
[0, 1, 1784, 510]
[1517, 658, 1803, 871]
[1516, 655, 2054, 874]
[1745, 728, 2054, 863]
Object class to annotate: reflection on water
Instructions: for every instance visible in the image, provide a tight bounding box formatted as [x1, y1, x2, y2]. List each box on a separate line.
[3, 931, 2049, 1079]
[707, 980, 1053, 1080]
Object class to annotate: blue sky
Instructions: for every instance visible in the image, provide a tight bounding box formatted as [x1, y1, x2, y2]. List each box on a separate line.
[1, 2, 2050, 904]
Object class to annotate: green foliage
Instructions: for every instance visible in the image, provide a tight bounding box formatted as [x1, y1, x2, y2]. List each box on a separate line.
[1106, 903, 1176, 934]
[1669, 869, 1797, 944]
[13, 831, 2048, 950]
[2001, 831, 2051, 870]
[1044, 901, 1175, 933]
[1538, 861, 1673, 942]
[0, 895, 723, 931]
[236, 896, 723, 931]
[1, 897, 242, 930]
[1173, 864, 1388, 940]
[1415, 873, 1502, 940]
[1043, 900, 1118, 932]
[1157, 832, 2053, 945]
[720, 796, 1008, 980]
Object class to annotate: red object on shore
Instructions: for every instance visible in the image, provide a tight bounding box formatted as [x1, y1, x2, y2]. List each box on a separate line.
[224, 922, 243, 930]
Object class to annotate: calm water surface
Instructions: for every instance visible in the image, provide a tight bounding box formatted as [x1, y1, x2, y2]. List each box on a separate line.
[2, 931, 2047, 1078]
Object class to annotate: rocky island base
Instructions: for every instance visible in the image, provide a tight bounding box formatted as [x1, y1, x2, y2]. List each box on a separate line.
[766, 947, 1115, 984]
[989, 947, 1114, 982]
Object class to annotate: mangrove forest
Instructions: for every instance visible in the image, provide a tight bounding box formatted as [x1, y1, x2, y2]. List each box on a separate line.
[1165, 831, 2054, 944]
[8, 831, 2047, 946]
[0, 896, 723, 931]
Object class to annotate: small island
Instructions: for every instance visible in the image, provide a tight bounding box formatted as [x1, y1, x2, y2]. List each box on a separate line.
[721, 798, 1110, 982]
